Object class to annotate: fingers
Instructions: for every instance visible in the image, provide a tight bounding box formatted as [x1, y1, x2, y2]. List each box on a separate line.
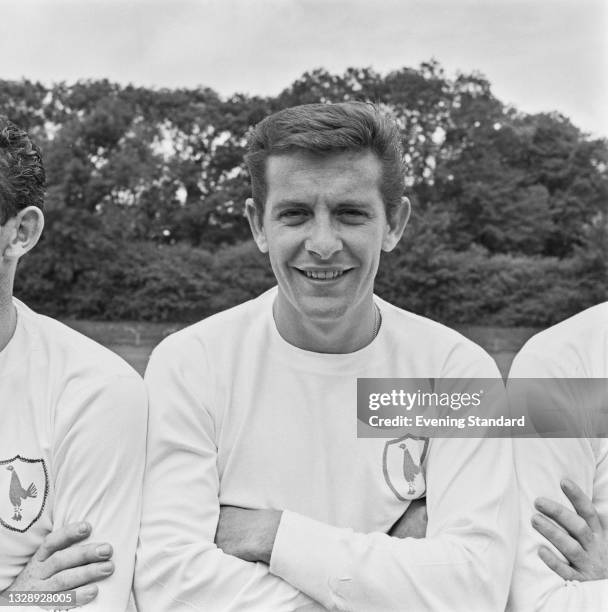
[535, 497, 594, 549]
[70, 584, 99, 608]
[538, 545, 580, 581]
[561, 479, 602, 533]
[46, 561, 114, 593]
[35, 523, 92, 562]
[532, 513, 585, 565]
[47, 584, 99, 610]
[41, 543, 113, 579]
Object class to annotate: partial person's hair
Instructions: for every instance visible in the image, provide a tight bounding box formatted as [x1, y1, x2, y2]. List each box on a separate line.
[245, 102, 406, 219]
[0, 116, 45, 225]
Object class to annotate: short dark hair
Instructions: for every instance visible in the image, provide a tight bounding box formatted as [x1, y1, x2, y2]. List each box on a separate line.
[0, 116, 45, 225]
[245, 102, 406, 218]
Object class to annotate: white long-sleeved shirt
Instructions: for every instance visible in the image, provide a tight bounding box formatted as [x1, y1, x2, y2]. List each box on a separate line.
[136, 287, 517, 611]
[0, 299, 147, 612]
[508, 302, 608, 611]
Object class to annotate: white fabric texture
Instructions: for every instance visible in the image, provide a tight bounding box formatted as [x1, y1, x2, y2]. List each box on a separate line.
[508, 302, 608, 611]
[0, 299, 147, 612]
[136, 287, 517, 611]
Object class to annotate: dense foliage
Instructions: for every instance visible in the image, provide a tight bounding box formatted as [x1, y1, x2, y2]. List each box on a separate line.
[2, 61, 606, 324]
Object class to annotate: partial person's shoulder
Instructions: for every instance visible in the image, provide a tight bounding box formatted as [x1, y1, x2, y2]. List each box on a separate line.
[150, 288, 274, 364]
[377, 296, 493, 365]
[15, 298, 141, 382]
[511, 302, 608, 377]
[522, 302, 607, 350]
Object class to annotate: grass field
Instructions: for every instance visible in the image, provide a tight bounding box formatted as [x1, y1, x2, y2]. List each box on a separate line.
[61, 319, 541, 377]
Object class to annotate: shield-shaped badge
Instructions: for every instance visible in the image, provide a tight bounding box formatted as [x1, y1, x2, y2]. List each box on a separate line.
[0, 456, 48, 533]
[383, 435, 429, 501]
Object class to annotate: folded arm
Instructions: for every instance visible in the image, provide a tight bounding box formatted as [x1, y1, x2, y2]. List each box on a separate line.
[509, 349, 608, 611]
[135, 342, 317, 612]
[219, 436, 517, 612]
[52, 374, 147, 611]
[512, 437, 608, 611]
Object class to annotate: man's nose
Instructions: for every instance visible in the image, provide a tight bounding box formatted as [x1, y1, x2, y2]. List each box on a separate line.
[304, 216, 343, 259]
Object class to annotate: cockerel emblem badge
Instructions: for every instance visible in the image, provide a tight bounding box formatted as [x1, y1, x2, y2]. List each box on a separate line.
[383, 435, 429, 501]
[0, 456, 48, 532]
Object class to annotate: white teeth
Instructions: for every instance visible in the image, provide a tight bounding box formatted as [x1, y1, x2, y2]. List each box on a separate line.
[304, 270, 344, 280]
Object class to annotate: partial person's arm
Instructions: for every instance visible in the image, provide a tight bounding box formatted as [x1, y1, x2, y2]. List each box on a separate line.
[512, 436, 608, 611]
[219, 369, 517, 611]
[221, 436, 516, 611]
[509, 349, 608, 611]
[388, 497, 428, 539]
[51, 373, 147, 611]
[269, 362, 517, 612]
[135, 341, 319, 612]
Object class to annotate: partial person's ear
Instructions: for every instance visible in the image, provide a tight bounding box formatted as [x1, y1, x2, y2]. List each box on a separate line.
[2, 206, 44, 259]
[382, 197, 410, 252]
[245, 197, 268, 253]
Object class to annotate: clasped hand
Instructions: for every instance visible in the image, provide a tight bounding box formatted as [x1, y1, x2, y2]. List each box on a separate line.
[533, 479, 608, 581]
[0, 522, 114, 609]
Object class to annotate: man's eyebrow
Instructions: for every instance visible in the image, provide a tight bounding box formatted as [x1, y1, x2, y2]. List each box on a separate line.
[270, 198, 376, 214]
[335, 199, 373, 207]
[273, 200, 310, 209]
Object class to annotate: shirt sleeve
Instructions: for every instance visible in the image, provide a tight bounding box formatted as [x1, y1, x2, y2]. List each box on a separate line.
[270, 357, 518, 612]
[51, 372, 148, 612]
[511, 437, 608, 611]
[508, 349, 608, 611]
[134, 340, 319, 612]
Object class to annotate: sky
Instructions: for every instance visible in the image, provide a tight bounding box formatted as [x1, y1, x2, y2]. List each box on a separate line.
[0, 0, 606, 136]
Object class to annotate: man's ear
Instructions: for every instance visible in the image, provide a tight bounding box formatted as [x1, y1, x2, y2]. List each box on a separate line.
[245, 198, 268, 253]
[382, 197, 411, 253]
[2, 206, 44, 259]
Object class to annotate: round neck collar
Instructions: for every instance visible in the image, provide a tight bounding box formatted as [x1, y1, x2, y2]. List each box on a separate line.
[263, 287, 389, 375]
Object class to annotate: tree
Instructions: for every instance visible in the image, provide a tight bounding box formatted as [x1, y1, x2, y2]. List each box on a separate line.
[3, 63, 606, 324]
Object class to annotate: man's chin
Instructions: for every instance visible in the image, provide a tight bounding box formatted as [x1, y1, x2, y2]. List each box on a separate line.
[296, 297, 350, 323]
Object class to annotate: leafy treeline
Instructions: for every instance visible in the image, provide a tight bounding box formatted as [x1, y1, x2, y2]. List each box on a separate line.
[3, 61, 607, 324]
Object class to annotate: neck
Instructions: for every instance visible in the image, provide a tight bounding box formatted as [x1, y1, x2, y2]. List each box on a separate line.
[0, 292, 16, 353]
[273, 292, 377, 353]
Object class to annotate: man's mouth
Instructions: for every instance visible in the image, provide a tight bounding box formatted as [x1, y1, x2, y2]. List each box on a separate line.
[295, 268, 351, 280]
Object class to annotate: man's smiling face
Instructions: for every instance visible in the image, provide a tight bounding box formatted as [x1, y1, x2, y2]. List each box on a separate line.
[247, 149, 406, 328]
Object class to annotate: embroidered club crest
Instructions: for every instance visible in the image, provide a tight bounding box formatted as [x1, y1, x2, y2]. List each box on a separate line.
[383, 435, 429, 501]
[0, 456, 48, 533]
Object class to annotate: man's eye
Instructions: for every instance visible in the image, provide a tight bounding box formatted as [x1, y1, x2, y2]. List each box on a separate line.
[279, 210, 308, 223]
[339, 209, 367, 221]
